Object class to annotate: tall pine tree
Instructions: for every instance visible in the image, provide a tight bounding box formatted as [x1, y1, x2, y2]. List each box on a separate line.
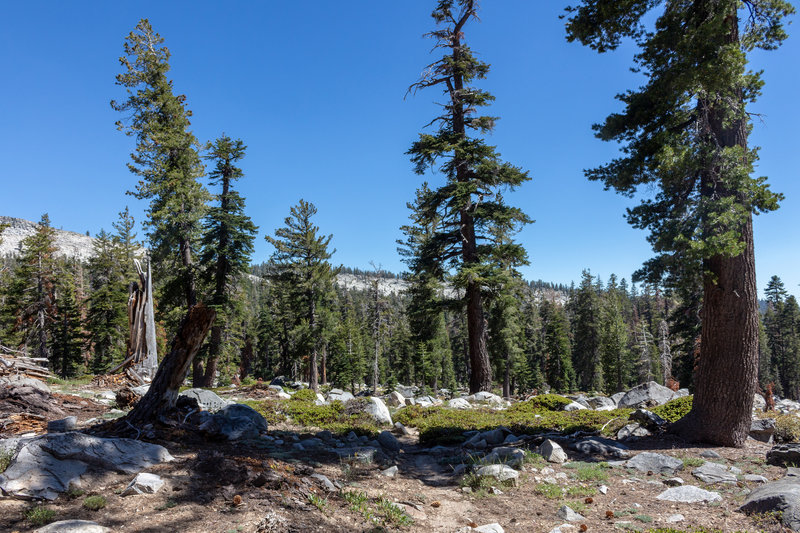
[407, 0, 531, 393]
[566, 0, 793, 446]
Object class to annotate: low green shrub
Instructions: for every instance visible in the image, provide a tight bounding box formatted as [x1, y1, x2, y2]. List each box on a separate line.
[25, 506, 56, 527]
[651, 396, 693, 422]
[774, 413, 800, 442]
[83, 495, 106, 510]
[291, 389, 318, 402]
[522, 394, 573, 411]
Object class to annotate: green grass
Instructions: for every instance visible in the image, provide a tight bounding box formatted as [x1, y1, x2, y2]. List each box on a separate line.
[564, 461, 610, 482]
[25, 506, 56, 527]
[340, 491, 413, 528]
[534, 482, 563, 499]
[307, 492, 328, 512]
[47, 374, 93, 386]
[565, 485, 597, 497]
[155, 499, 178, 511]
[83, 495, 107, 510]
[376, 498, 414, 527]
[681, 457, 705, 468]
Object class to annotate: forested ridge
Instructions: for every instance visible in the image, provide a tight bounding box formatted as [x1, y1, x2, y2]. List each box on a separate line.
[1, 216, 797, 402]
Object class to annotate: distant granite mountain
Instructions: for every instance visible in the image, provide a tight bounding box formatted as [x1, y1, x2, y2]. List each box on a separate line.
[0, 216, 97, 262]
[0, 215, 568, 302]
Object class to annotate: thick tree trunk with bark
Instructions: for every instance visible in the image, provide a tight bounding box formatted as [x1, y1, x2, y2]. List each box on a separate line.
[200, 324, 221, 387]
[126, 304, 215, 425]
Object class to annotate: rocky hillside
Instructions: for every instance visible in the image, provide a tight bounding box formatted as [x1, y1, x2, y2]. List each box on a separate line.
[0, 216, 96, 262]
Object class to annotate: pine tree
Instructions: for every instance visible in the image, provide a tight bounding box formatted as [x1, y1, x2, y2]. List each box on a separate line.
[3, 215, 58, 360]
[566, 0, 793, 446]
[196, 135, 257, 386]
[407, 0, 531, 393]
[600, 284, 633, 393]
[51, 271, 84, 378]
[265, 200, 335, 392]
[570, 270, 603, 392]
[112, 19, 208, 313]
[86, 229, 129, 373]
[541, 301, 575, 393]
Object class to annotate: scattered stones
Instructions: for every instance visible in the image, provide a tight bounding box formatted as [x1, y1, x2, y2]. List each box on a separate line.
[364, 397, 393, 425]
[556, 505, 584, 521]
[177, 388, 233, 412]
[626, 452, 684, 475]
[121, 472, 164, 496]
[0, 433, 173, 500]
[47, 416, 77, 433]
[474, 464, 519, 484]
[630, 408, 667, 430]
[377, 430, 401, 452]
[34, 520, 110, 533]
[692, 462, 737, 484]
[616, 423, 651, 441]
[750, 418, 777, 443]
[767, 443, 800, 467]
[740, 475, 800, 531]
[539, 439, 567, 464]
[618, 381, 676, 409]
[656, 485, 722, 503]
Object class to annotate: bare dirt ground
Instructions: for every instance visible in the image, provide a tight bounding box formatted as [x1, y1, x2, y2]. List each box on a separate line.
[0, 384, 792, 533]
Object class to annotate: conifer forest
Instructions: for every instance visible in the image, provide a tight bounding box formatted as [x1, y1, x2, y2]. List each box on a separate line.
[1, 2, 799, 532]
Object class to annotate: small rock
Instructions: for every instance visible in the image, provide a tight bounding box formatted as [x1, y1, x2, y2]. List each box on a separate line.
[47, 417, 77, 433]
[666, 514, 685, 523]
[663, 477, 684, 487]
[380, 466, 398, 478]
[626, 452, 683, 475]
[448, 398, 472, 409]
[656, 485, 722, 503]
[310, 473, 337, 492]
[385, 391, 406, 407]
[377, 430, 401, 452]
[177, 388, 233, 412]
[750, 418, 776, 443]
[598, 485, 608, 494]
[34, 520, 110, 533]
[617, 423, 651, 440]
[557, 505, 584, 521]
[699, 450, 721, 459]
[394, 422, 411, 435]
[539, 439, 567, 463]
[474, 464, 519, 484]
[569, 437, 630, 459]
[692, 462, 737, 484]
[563, 402, 587, 411]
[121, 472, 164, 496]
[744, 474, 768, 483]
[618, 381, 676, 408]
[457, 523, 505, 533]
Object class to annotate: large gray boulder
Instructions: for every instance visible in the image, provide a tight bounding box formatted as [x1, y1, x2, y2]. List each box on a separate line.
[750, 418, 776, 443]
[465, 391, 506, 406]
[586, 396, 617, 411]
[384, 391, 406, 407]
[618, 381, 675, 408]
[364, 397, 392, 425]
[0, 374, 51, 393]
[447, 397, 472, 409]
[569, 437, 630, 459]
[377, 430, 401, 452]
[198, 403, 268, 441]
[0, 433, 173, 500]
[177, 388, 233, 412]
[539, 439, 567, 464]
[740, 476, 800, 531]
[626, 452, 683, 475]
[327, 389, 355, 403]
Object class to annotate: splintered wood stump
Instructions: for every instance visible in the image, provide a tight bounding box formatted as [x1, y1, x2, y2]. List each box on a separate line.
[125, 304, 215, 426]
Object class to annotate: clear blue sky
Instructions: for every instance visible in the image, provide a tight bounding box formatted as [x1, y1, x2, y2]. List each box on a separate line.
[1, 2, 797, 297]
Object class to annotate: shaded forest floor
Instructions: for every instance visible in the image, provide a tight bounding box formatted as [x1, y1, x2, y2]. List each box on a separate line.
[0, 381, 792, 533]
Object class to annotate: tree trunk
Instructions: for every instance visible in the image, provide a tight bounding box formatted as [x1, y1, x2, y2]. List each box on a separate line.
[466, 281, 491, 392]
[126, 304, 215, 426]
[308, 291, 319, 393]
[503, 350, 511, 398]
[200, 324, 221, 387]
[321, 344, 327, 386]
